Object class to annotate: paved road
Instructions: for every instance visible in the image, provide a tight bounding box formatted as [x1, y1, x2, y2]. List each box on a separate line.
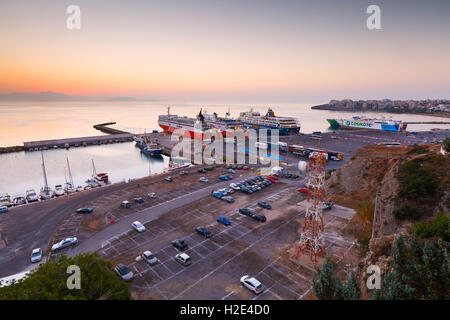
[0, 172, 259, 278]
[0, 168, 202, 278]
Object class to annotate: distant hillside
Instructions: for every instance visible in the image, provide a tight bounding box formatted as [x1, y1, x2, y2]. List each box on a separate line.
[0, 91, 158, 102]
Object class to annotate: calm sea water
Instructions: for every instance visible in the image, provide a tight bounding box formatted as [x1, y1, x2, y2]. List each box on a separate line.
[0, 101, 448, 197]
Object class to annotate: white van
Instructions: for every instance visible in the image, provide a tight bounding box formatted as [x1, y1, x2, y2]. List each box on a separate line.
[175, 253, 191, 266]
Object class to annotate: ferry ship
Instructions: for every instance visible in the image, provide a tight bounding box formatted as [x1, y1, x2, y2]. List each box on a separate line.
[158, 108, 240, 139]
[326, 116, 407, 132]
[237, 108, 301, 135]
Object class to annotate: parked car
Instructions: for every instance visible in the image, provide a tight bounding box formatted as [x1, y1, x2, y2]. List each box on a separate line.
[148, 192, 158, 199]
[120, 200, 131, 208]
[165, 176, 173, 182]
[217, 215, 231, 225]
[115, 264, 134, 281]
[141, 250, 159, 265]
[200, 177, 209, 183]
[175, 253, 191, 266]
[239, 208, 254, 217]
[132, 221, 146, 232]
[76, 207, 93, 214]
[252, 214, 267, 222]
[205, 166, 214, 171]
[297, 188, 309, 194]
[221, 196, 234, 203]
[196, 226, 213, 238]
[225, 188, 234, 194]
[134, 197, 144, 204]
[198, 168, 206, 173]
[179, 170, 188, 175]
[0, 206, 8, 213]
[30, 248, 42, 263]
[322, 200, 334, 210]
[230, 183, 240, 190]
[236, 165, 243, 170]
[258, 201, 272, 209]
[240, 275, 264, 294]
[228, 169, 235, 174]
[219, 175, 231, 181]
[242, 166, 249, 170]
[51, 237, 77, 252]
[212, 191, 224, 199]
[172, 239, 188, 251]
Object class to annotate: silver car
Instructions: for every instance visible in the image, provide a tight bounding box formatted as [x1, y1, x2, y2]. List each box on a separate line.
[240, 275, 264, 294]
[115, 264, 134, 281]
[141, 251, 159, 266]
[51, 237, 77, 252]
[31, 248, 42, 263]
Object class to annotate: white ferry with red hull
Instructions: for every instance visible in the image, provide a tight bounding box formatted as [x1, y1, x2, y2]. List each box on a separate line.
[158, 108, 239, 139]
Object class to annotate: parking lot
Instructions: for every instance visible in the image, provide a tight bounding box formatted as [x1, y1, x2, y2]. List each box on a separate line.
[88, 175, 357, 300]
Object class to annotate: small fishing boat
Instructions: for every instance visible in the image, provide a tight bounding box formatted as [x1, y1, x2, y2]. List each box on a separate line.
[13, 196, 27, 206]
[90, 159, 109, 184]
[54, 185, 65, 196]
[0, 194, 12, 207]
[26, 189, 39, 202]
[141, 143, 163, 157]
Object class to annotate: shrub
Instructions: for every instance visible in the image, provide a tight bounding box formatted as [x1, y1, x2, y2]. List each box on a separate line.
[413, 213, 450, 241]
[443, 137, 450, 152]
[397, 159, 438, 200]
[393, 203, 421, 221]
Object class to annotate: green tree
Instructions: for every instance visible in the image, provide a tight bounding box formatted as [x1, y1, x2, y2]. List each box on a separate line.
[374, 236, 449, 300]
[342, 272, 361, 300]
[312, 257, 343, 300]
[0, 252, 132, 300]
[443, 136, 450, 152]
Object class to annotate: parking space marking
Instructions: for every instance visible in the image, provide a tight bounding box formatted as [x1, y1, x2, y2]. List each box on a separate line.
[170, 209, 306, 300]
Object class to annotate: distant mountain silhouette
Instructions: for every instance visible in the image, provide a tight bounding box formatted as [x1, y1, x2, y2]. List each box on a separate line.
[0, 91, 157, 102]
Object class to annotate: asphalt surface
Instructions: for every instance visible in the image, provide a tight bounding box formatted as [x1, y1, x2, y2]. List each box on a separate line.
[0, 171, 254, 278]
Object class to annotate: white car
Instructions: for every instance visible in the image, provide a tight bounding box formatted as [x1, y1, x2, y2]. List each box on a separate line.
[31, 248, 42, 263]
[132, 221, 146, 232]
[240, 275, 264, 294]
[175, 253, 191, 266]
[51, 237, 78, 252]
[199, 177, 209, 183]
[230, 183, 240, 190]
[148, 192, 158, 199]
[115, 264, 134, 281]
[141, 251, 159, 265]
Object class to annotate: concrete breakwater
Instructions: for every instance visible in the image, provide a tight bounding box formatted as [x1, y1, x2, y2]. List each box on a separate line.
[23, 133, 134, 151]
[0, 122, 133, 154]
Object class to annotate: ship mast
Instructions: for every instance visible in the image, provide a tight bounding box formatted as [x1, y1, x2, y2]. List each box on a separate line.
[41, 152, 49, 191]
[91, 159, 97, 177]
[66, 157, 74, 186]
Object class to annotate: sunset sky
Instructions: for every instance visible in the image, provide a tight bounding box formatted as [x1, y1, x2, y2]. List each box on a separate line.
[0, 0, 449, 102]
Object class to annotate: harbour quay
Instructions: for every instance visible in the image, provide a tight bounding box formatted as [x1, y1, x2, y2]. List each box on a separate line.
[23, 133, 134, 151]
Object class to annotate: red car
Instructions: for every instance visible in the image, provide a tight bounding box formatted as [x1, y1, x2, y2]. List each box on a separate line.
[267, 175, 278, 180]
[242, 166, 249, 170]
[297, 187, 309, 194]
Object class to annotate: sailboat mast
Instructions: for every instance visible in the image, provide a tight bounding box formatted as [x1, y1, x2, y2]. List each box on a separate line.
[92, 159, 97, 177]
[66, 157, 74, 186]
[41, 152, 49, 190]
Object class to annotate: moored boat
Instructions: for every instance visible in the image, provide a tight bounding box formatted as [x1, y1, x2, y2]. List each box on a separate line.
[0, 194, 12, 207]
[326, 116, 406, 132]
[237, 108, 301, 135]
[25, 189, 39, 202]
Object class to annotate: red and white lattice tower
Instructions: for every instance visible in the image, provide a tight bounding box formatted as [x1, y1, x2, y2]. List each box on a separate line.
[295, 150, 327, 266]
